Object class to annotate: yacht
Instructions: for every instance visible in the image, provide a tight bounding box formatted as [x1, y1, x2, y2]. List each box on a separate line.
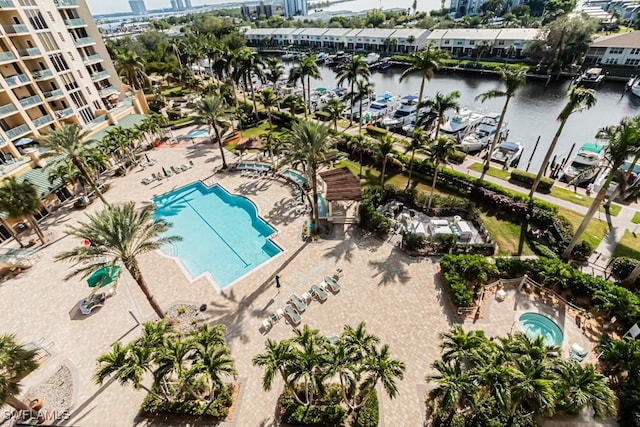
[331, 87, 348, 101]
[364, 52, 381, 65]
[576, 67, 605, 87]
[365, 93, 399, 121]
[590, 160, 640, 201]
[381, 95, 418, 129]
[490, 141, 524, 167]
[439, 109, 483, 138]
[316, 52, 328, 63]
[342, 97, 373, 119]
[561, 142, 606, 184]
[457, 113, 506, 153]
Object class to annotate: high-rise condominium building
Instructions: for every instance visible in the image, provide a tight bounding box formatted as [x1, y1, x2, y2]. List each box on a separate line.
[172, 0, 185, 10]
[128, 0, 147, 14]
[184, 0, 192, 9]
[283, 0, 307, 17]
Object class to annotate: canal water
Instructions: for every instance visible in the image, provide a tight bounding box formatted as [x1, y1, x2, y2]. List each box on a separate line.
[288, 63, 640, 172]
[311, 0, 442, 13]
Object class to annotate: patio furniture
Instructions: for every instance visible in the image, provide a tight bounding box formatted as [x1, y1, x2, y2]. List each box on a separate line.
[322, 276, 341, 293]
[79, 292, 106, 315]
[275, 308, 284, 319]
[289, 294, 306, 312]
[495, 289, 507, 302]
[569, 343, 588, 362]
[301, 292, 312, 302]
[141, 176, 154, 185]
[310, 284, 328, 302]
[284, 305, 302, 326]
[180, 164, 189, 171]
[171, 166, 181, 174]
[261, 319, 272, 330]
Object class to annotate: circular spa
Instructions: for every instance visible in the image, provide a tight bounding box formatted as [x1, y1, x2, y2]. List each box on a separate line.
[518, 312, 564, 347]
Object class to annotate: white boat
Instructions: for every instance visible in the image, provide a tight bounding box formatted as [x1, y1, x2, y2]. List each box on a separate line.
[331, 87, 348, 101]
[342, 97, 373, 119]
[382, 95, 418, 129]
[439, 109, 483, 138]
[631, 77, 640, 97]
[364, 52, 380, 65]
[576, 67, 605, 87]
[457, 113, 506, 153]
[364, 92, 399, 121]
[490, 141, 524, 167]
[561, 142, 606, 184]
[590, 160, 640, 201]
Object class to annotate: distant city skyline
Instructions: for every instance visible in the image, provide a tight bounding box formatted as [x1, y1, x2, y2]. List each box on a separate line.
[86, 0, 243, 16]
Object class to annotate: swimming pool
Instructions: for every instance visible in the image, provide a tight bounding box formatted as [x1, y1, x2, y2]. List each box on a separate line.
[153, 182, 281, 288]
[518, 312, 564, 347]
[282, 170, 308, 187]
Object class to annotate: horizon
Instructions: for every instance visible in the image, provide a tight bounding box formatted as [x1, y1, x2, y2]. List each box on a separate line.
[86, 0, 246, 16]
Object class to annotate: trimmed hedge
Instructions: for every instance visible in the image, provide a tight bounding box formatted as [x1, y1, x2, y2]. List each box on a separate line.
[278, 386, 347, 426]
[352, 390, 379, 427]
[140, 383, 233, 418]
[314, 111, 331, 121]
[510, 169, 555, 192]
[440, 255, 499, 308]
[449, 150, 467, 165]
[170, 117, 195, 130]
[365, 126, 389, 139]
[612, 257, 640, 287]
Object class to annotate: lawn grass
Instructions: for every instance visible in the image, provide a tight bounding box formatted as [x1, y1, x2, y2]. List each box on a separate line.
[239, 122, 284, 140]
[468, 162, 621, 216]
[478, 208, 534, 256]
[632, 211, 640, 225]
[557, 207, 609, 250]
[612, 230, 640, 259]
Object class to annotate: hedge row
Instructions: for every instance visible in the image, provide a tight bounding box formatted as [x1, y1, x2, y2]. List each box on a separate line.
[440, 255, 499, 308]
[510, 169, 555, 192]
[365, 126, 389, 138]
[141, 384, 233, 418]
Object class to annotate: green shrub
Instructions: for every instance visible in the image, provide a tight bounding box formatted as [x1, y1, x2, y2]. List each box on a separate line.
[530, 241, 559, 259]
[140, 383, 233, 418]
[278, 387, 346, 426]
[314, 111, 331, 121]
[352, 390, 379, 427]
[404, 232, 427, 251]
[359, 201, 392, 237]
[365, 126, 389, 139]
[166, 108, 182, 121]
[439, 254, 496, 308]
[510, 169, 554, 192]
[170, 117, 195, 130]
[612, 257, 640, 286]
[449, 150, 466, 164]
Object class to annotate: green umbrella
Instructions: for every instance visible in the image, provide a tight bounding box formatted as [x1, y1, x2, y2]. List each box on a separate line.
[87, 265, 122, 288]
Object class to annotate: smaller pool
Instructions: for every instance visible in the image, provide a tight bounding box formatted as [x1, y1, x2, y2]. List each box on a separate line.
[283, 170, 308, 187]
[237, 162, 270, 171]
[518, 312, 564, 347]
[317, 193, 327, 218]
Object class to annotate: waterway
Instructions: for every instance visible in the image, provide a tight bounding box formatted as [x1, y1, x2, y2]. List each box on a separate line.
[311, 0, 442, 13]
[287, 63, 640, 172]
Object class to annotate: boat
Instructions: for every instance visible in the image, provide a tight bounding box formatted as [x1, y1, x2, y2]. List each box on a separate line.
[457, 113, 506, 153]
[561, 142, 606, 184]
[439, 109, 483, 138]
[316, 52, 327, 63]
[342, 96, 373, 119]
[331, 87, 348, 102]
[576, 67, 605, 87]
[364, 52, 380, 65]
[590, 160, 640, 201]
[490, 141, 524, 167]
[629, 77, 640, 97]
[364, 92, 399, 121]
[381, 95, 418, 129]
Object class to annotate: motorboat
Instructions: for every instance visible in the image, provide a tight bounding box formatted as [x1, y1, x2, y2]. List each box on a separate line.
[364, 52, 380, 65]
[342, 96, 373, 119]
[576, 67, 605, 87]
[439, 109, 483, 138]
[402, 118, 416, 136]
[364, 92, 399, 121]
[457, 113, 506, 153]
[561, 142, 606, 184]
[490, 141, 524, 167]
[316, 52, 328, 63]
[331, 87, 348, 101]
[590, 160, 640, 201]
[629, 77, 640, 97]
[381, 95, 418, 129]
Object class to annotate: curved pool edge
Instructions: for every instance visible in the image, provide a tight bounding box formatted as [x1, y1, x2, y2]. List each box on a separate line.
[516, 312, 564, 347]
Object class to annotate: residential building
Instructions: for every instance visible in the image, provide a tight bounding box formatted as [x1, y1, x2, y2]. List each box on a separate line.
[586, 0, 640, 21]
[172, 0, 185, 11]
[585, 31, 640, 66]
[245, 27, 431, 52]
[283, 0, 307, 17]
[427, 28, 540, 57]
[184, 0, 192, 8]
[128, 0, 146, 15]
[449, 0, 527, 16]
[241, 1, 283, 21]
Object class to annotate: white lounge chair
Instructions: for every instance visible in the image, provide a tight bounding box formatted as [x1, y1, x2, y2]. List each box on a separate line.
[323, 275, 341, 293]
[289, 294, 306, 312]
[310, 284, 328, 302]
[284, 305, 302, 326]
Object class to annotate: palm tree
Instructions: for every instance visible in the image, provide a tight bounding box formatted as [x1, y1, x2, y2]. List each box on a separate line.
[265, 57, 284, 92]
[115, 50, 149, 90]
[426, 137, 456, 210]
[288, 325, 329, 406]
[354, 79, 375, 135]
[528, 86, 597, 199]
[427, 360, 475, 426]
[166, 39, 183, 67]
[36, 124, 109, 206]
[374, 135, 397, 186]
[324, 98, 344, 131]
[259, 88, 278, 132]
[476, 66, 527, 171]
[399, 43, 448, 121]
[422, 91, 461, 137]
[0, 334, 38, 412]
[0, 177, 47, 245]
[55, 203, 181, 319]
[347, 134, 370, 178]
[358, 343, 405, 408]
[335, 55, 370, 125]
[474, 40, 493, 65]
[282, 122, 336, 233]
[295, 56, 321, 118]
[563, 119, 638, 259]
[554, 360, 615, 418]
[94, 341, 156, 395]
[252, 339, 294, 393]
[404, 128, 430, 190]
[194, 96, 231, 169]
[439, 325, 489, 369]
[236, 48, 265, 116]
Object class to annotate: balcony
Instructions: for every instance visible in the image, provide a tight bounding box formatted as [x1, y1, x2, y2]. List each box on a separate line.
[3, 24, 28, 34]
[64, 18, 86, 27]
[0, 51, 16, 63]
[5, 124, 29, 140]
[32, 69, 53, 80]
[43, 89, 64, 99]
[83, 54, 102, 65]
[18, 95, 42, 108]
[18, 48, 41, 58]
[73, 37, 94, 47]
[55, 107, 73, 118]
[0, 0, 16, 8]
[0, 103, 17, 117]
[91, 70, 109, 81]
[32, 114, 53, 127]
[98, 86, 117, 98]
[5, 74, 30, 87]
[55, 0, 78, 7]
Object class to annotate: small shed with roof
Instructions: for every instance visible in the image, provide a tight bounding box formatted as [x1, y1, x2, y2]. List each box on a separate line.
[318, 168, 362, 224]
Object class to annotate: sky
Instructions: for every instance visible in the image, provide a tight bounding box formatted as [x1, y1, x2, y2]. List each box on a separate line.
[86, 0, 238, 16]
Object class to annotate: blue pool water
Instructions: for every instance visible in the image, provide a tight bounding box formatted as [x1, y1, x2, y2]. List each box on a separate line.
[283, 170, 308, 187]
[153, 182, 281, 287]
[317, 193, 327, 218]
[518, 312, 564, 347]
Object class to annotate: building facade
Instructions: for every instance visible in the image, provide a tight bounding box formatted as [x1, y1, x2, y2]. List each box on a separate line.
[128, 0, 146, 15]
[427, 28, 540, 57]
[171, 0, 185, 11]
[283, 0, 307, 17]
[241, 1, 283, 21]
[585, 31, 640, 66]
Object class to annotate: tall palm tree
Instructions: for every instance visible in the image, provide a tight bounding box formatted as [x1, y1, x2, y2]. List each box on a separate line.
[165, 38, 183, 67]
[114, 50, 149, 90]
[347, 134, 370, 178]
[324, 98, 344, 131]
[55, 203, 181, 319]
[399, 43, 448, 121]
[354, 79, 375, 135]
[290, 56, 320, 119]
[529, 86, 597, 199]
[563, 119, 639, 259]
[259, 88, 278, 132]
[0, 177, 46, 244]
[94, 341, 156, 395]
[265, 57, 284, 92]
[358, 343, 406, 408]
[374, 135, 397, 187]
[335, 55, 370, 126]
[422, 91, 461, 137]
[194, 95, 231, 169]
[36, 124, 109, 206]
[0, 334, 38, 412]
[252, 339, 295, 394]
[282, 122, 336, 233]
[476, 66, 527, 171]
[404, 128, 430, 190]
[427, 360, 475, 427]
[426, 137, 456, 210]
[439, 325, 489, 369]
[288, 325, 329, 406]
[236, 48, 265, 116]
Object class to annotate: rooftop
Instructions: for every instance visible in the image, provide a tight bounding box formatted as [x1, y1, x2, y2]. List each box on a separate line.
[319, 168, 362, 201]
[591, 30, 640, 48]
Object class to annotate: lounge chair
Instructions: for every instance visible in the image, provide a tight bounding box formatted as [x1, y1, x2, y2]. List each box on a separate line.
[171, 166, 181, 174]
[261, 318, 272, 330]
[79, 292, 106, 315]
[180, 164, 189, 171]
[164, 169, 173, 178]
[568, 343, 588, 362]
[289, 293, 306, 312]
[141, 176, 154, 185]
[310, 284, 328, 302]
[322, 276, 341, 293]
[284, 305, 302, 326]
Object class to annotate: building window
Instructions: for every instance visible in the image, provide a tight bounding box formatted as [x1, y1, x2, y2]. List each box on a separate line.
[498, 41, 505, 46]
[469, 40, 475, 45]
[608, 47, 623, 55]
[444, 40, 450, 45]
[25, 10, 48, 30]
[37, 33, 59, 52]
[630, 48, 640, 55]
[49, 53, 69, 72]
[69, 90, 88, 108]
[57, 32, 65, 42]
[17, 0, 37, 6]
[625, 58, 640, 66]
[78, 107, 95, 125]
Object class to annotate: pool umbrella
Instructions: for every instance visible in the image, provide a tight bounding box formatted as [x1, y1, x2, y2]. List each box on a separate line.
[144, 153, 150, 162]
[162, 167, 168, 176]
[87, 265, 121, 288]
